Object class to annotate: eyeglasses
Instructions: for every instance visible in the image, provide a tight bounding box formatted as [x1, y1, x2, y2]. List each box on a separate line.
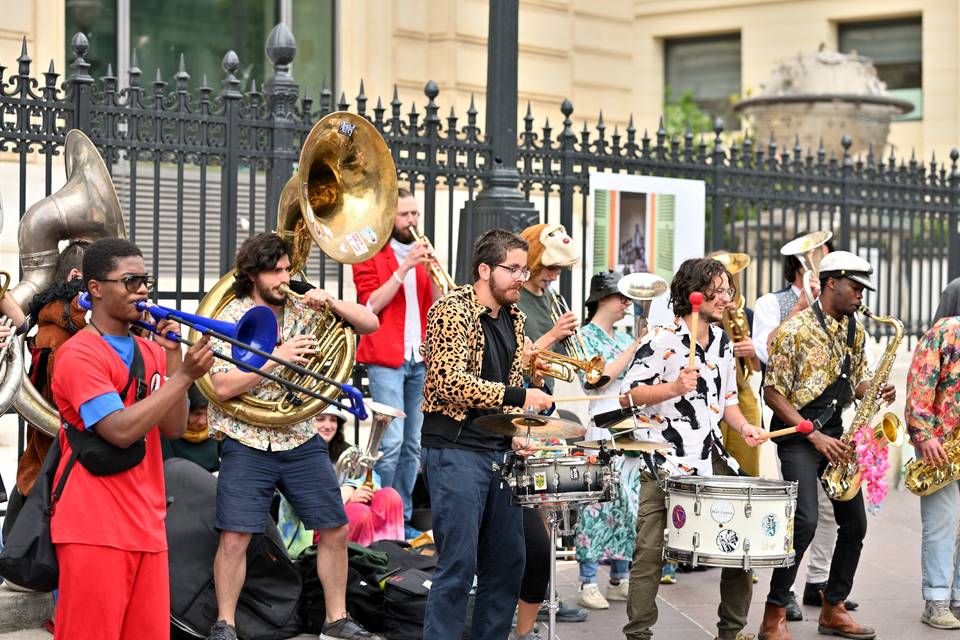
[705, 287, 736, 299]
[99, 274, 156, 293]
[493, 264, 532, 281]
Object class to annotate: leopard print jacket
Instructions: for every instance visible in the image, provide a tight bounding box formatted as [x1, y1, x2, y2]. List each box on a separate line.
[421, 284, 526, 421]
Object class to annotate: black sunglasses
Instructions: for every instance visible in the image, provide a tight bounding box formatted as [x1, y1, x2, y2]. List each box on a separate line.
[99, 274, 156, 293]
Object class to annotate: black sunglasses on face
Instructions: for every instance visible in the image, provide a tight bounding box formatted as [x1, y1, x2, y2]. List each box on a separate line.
[99, 274, 156, 293]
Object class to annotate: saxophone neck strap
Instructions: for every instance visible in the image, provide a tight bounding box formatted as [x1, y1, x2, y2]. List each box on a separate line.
[811, 317, 857, 432]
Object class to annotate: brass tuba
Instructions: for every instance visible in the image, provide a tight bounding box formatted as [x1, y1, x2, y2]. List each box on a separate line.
[8, 130, 126, 435]
[780, 230, 832, 308]
[192, 112, 397, 428]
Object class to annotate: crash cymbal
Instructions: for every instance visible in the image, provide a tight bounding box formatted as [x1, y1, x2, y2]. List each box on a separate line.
[580, 438, 674, 454]
[474, 413, 587, 440]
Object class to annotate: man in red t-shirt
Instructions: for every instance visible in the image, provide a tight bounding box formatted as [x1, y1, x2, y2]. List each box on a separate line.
[351, 188, 440, 535]
[50, 238, 214, 640]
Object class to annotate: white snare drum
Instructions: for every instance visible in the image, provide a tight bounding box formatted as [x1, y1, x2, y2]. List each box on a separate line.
[499, 454, 619, 506]
[662, 476, 797, 570]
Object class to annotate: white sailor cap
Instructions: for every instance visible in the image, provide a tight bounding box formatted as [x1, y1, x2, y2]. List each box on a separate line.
[319, 404, 348, 424]
[818, 251, 875, 291]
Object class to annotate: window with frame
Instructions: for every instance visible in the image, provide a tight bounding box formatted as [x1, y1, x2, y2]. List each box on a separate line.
[664, 34, 742, 130]
[839, 17, 922, 121]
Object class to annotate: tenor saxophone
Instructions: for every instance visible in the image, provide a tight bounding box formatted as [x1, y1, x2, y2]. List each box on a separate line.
[821, 306, 905, 501]
[904, 430, 960, 496]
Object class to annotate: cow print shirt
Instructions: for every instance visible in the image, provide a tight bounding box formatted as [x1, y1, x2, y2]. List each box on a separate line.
[619, 317, 740, 476]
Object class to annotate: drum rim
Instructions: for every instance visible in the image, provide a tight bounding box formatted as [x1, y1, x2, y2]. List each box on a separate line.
[663, 475, 798, 497]
[663, 549, 796, 568]
[514, 490, 610, 505]
[523, 456, 605, 466]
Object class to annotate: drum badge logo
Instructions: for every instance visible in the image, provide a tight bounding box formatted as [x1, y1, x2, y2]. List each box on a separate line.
[569, 467, 580, 480]
[671, 505, 686, 530]
[761, 514, 779, 537]
[716, 529, 739, 553]
[533, 472, 547, 491]
[710, 500, 735, 525]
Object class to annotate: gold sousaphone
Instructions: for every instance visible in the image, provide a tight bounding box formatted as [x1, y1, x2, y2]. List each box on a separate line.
[192, 112, 397, 428]
[712, 252, 753, 381]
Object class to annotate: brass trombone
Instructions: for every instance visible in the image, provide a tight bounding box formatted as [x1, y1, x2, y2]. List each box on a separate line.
[526, 289, 609, 389]
[408, 225, 457, 293]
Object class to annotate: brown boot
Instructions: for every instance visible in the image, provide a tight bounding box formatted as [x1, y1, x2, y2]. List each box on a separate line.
[818, 594, 876, 639]
[758, 603, 791, 640]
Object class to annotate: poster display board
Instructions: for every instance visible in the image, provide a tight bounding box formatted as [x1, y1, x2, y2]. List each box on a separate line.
[588, 174, 706, 326]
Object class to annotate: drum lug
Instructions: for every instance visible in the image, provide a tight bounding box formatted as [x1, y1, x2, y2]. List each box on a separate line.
[742, 539, 751, 571]
[745, 487, 753, 518]
[691, 531, 700, 566]
[785, 500, 793, 519]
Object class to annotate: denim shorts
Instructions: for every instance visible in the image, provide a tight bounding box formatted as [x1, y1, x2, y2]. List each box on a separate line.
[215, 435, 347, 533]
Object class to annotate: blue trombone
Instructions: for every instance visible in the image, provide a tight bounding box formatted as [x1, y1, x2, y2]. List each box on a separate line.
[77, 292, 367, 420]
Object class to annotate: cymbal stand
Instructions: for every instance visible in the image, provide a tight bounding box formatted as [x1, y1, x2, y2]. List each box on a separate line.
[540, 503, 577, 640]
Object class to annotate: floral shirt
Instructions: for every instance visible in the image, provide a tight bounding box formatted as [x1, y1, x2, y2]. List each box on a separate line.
[905, 316, 960, 444]
[620, 317, 739, 476]
[208, 295, 319, 451]
[579, 323, 635, 440]
[764, 305, 868, 411]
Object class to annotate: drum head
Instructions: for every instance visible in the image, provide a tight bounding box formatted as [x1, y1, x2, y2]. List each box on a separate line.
[663, 475, 797, 497]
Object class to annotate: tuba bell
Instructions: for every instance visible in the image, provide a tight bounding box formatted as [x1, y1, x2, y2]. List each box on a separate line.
[780, 230, 832, 308]
[6, 130, 126, 435]
[192, 112, 397, 428]
[712, 252, 754, 381]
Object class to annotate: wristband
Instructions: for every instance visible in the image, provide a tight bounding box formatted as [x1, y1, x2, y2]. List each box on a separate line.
[392, 271, 404, 284]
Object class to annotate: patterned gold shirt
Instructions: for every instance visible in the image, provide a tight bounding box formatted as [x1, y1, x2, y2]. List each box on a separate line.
[764, 306, 868, 410]
[208, 295, 319, 451]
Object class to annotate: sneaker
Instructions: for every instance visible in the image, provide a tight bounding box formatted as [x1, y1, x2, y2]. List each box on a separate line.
[206, 620, 238, 640]
[752, 569, 758, 584]
[952, 603, 960, 620]
[607, 579, 629, 601]
[320, 614, 385, 639]
[713, 634, 756, 640]
[537, 598, 590, 621]
[404, 525, 423, 540]
[785, 591, 803, 622]
[922, 600, 960, 629]
[577, 583, 609, 610]
[660, 564, 677, 585]
[509, 630, 546, 640]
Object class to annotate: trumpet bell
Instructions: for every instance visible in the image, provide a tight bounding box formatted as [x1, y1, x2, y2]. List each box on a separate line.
[617, 272, 669, 301]
[297, 112, 398, 264]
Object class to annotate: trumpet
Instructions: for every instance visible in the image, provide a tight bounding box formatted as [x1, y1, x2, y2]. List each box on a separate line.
[409, 225, 456, 293]
[526, 289, 609, 389]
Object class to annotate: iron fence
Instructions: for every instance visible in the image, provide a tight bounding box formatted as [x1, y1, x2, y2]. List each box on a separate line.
[0, 25, 956, 339]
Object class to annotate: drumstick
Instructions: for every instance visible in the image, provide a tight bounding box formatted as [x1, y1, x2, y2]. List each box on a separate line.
[758, 420, 814, 442]
[529, 445, 575, 451]
[550, 394, 622, 404]
[686, 292, 704, 370]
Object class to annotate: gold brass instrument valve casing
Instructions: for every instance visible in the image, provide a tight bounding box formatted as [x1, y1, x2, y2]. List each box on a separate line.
[409, 225, 456, 293]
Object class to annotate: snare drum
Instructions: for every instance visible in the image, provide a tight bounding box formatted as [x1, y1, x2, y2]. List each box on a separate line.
[500, 455, 618, 507]
[662, 476, 797, 570]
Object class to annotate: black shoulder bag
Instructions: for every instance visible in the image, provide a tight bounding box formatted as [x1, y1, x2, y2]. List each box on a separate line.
[62, 337, 149, 476]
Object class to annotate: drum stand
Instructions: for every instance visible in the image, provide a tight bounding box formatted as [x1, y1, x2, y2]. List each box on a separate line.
[538, 504, 577, 640]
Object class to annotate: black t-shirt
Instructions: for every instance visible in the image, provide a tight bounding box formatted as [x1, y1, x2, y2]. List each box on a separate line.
[421, 308, 525, 451]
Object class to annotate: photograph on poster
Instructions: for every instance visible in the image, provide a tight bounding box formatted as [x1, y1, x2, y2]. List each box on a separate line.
[588, 173, 706, 327]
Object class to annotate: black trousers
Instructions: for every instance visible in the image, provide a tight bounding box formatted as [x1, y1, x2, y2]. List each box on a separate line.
[519, 507, 552, 603]
[766, 439, 867, 607]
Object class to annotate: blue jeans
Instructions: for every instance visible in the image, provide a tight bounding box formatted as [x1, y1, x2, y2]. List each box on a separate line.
[421, 447, 524, 640]
[579, 559, 630, 584]
[368, 360, 425, 522]
[921, 480, 960, 603]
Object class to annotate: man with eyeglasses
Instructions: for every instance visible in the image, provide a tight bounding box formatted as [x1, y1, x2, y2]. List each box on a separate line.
[419, 229, 553, 640]
[204, 232, 381, 640]
[619, 257, 763, 640]
[48, 238, 215, 639]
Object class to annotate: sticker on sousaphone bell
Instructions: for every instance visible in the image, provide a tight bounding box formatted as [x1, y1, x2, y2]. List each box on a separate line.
[338, 121, 357, 138]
